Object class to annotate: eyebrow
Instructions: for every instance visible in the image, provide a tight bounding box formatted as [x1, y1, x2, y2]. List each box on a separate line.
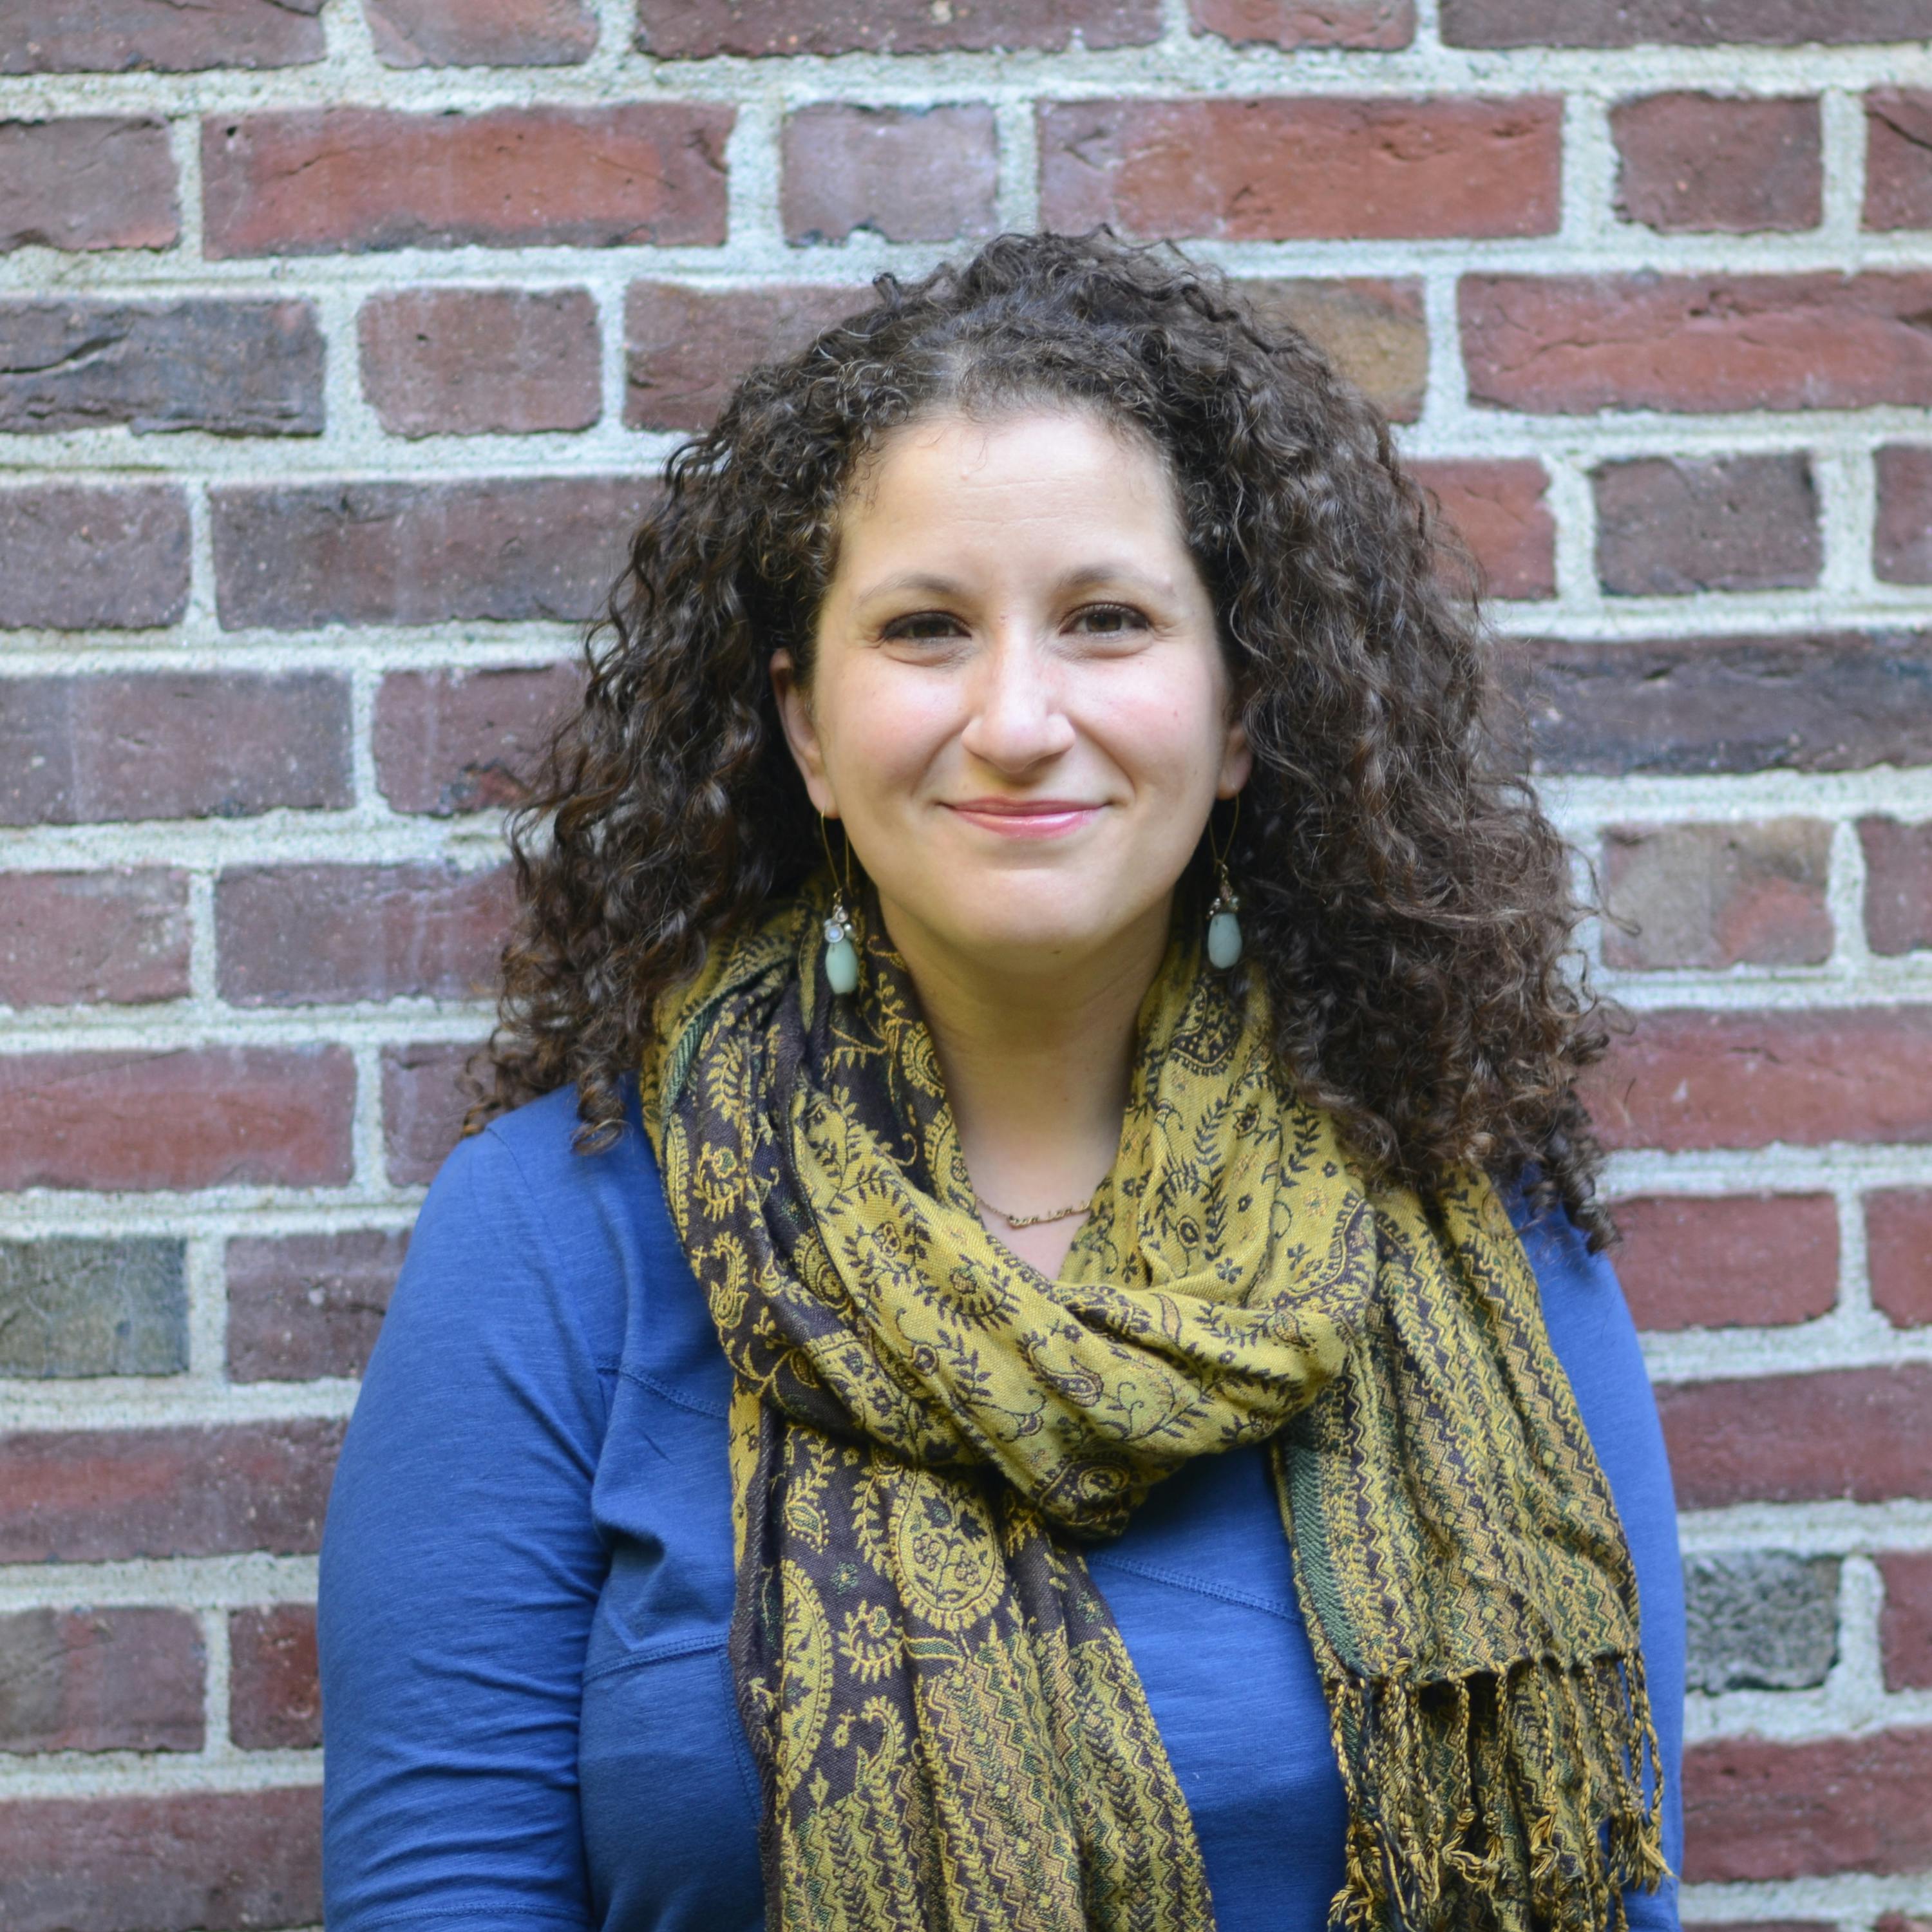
[853, 563, 1170, 604]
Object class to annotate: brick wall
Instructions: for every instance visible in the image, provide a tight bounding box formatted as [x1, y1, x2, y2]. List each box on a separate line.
[3, 1, 1930, 1925]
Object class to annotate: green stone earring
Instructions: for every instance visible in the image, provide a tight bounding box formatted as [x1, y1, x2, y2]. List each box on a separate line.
[1206, 797, 1244, 971]
[819, 813, 860, 996]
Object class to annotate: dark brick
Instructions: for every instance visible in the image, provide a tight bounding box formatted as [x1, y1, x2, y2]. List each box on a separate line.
[0, 1048, 354, 1191]
[0, 485, 188, 630]
[1613, 93, 1821, 233]
[1410, 458, 1555, 600]
[1238, 279, 1428, 426]
[0, 300, 323, 436]
[1866, 89, 1932, 230]
[1868, 1189, 1932, 1327]
[0, 1238, 187, 1376]
[1517, 632, 1932, 777]
[1880, 1551, 1932, 1689]
[365, 0, 597, 64]
[359, 287, 600, 437]
[373, 664, 579, 815]
[0, 118, 178, 252]
[1861, 817, 1932, 955]
[634, 0, 1160, 55]
[1683, 1553, 1839, 1692]
[782, 105, 997, 245]
[1463, 274, 1932, 413]
[1874, 444, 1932, 582]
[1, 0, 323, 71]
[1039, 97, 1561, 242]
[211, 478, 650, 629]
[383, 1041, 475, 1186]
[0, 1607, 203, 1752]
[0, 1787, 320, 1931]
[1613, 1193, 1839, 1330]
[227, 1230, 404, 1381]
[1443, 0, 1932, 46]
[1189, 0, 1414, 46]
[203, 106, 731, 257]
[0, 673, 351, 822]
[229, 1605, 319, 1749]
[1658, 1366, 1932, 1508]
[1602, 819, 1833, 969]
[217, 862, 513, 1005]
[0, 868, 191, 1005]
[1595, 455, 1819, 594]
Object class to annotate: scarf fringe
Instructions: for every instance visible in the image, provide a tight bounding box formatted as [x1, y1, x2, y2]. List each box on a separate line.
[1327, 1654, 1669, 1932]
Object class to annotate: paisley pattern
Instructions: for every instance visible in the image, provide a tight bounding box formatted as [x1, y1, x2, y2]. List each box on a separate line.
[639, 878, 1668, 1932]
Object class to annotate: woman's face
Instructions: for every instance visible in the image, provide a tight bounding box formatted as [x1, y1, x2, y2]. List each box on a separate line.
[772, 406, 1251, 979]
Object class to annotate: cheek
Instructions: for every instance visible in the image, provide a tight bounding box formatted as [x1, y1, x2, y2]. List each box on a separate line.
[818, 659, 958, 799]
[1084, 658, 1231, 794]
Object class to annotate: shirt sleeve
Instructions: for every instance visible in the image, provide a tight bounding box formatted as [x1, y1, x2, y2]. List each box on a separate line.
[319, 1121, 616, 1931]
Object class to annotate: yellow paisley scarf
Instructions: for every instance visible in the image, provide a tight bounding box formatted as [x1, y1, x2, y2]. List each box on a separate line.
[638, 879, 1667, 1932]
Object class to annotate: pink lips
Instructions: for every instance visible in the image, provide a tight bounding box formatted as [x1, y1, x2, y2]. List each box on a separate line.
[943, 797, 1102, 840]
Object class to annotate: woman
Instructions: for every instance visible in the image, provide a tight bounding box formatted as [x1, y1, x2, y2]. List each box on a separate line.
[320, 230, 1685, 1932]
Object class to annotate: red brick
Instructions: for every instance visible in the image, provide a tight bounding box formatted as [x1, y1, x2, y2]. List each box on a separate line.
[1868, 1189, 1932, 1327]
[1595, 455, 1819, 594]
[1613, 93, 1821, 234]
[1188, 0, 1413, 46]
[1410, 458, 1554, 600]
[0, 485, 188, 630]
[1657, 1365, 1932, 1509]
[1866, 90, 1932, 230]
[1880, 1552, 1932, 1689]
[1, 299, 323, 435]
[1602, 820, 1833, 969]
[359, 287, 600, 437]
[1873, 444, 1932, 583]
[1611, 1194, 1839, 1330]
[1861, 817, 1932, 955]
[212, 478, 651, 630]
[1, 0, 323, 71]
[1240, 279, 1428, 426]
[1039, 97, 1560, 242]
[203, 106, 730, 258]
[1443, 0, 1932, 46]
[0, 1607, 203, 1752]
[227, 1230, 405, 1381]
[229, 1604, 319, 1749]
[1683, 1726, 1932, 1881]
[634, 0, 1159, 55]
[0, 869, 190, 1006]
[0, 673, 351, 823]
[374, 664, 580, 815]
[1587, 1007, 1932, 1151]
[0, 1786, 319, 1931]
[0, 1048, 354, 1191]
[365, 0, 596, 65]
[0, 1420, 342, 1562]
[782, 105, 998, 245]
[0, 117, 178, 251]
[1463, 274, 1932, 413]
[383, 1041, 475, 1186]
[217, 862, 512, 1005]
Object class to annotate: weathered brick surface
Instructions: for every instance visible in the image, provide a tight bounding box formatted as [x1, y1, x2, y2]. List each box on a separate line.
[0, 1786, 321, 1931]
[383, 1042, 475, 1186]
[1860, 817, 1932, 956]
[227, 1230, 406, 1381]
[1463, 274, 1932, 413]
[229, 1605, 320, 1750]
[0, 1048, 355, 1191]
[204, 106, 732, 256]
[1442, 1, 1932, 46]
[0, 485, 189, 630]
[0, 673, 352, 822]
[0, 868, 191, 1006]
[1409, 458, 1555, 599]
[373, 663, 580, 815]
[1593, 455, 1819, 595]
[634, 0, 1161, 56]
[0, 118, 178, 252]
[1188, 0, 1414, 46]
[1, 0, 324, 73]
[1612, 1194, 1838, 1331]
[1613, 94, 1821, 234]
[0, 1420, 343, 1562]
[782, 106, 999, 245]
[1873, 444, 1932, 583]
[1040, 98, 1561, 241]
[1602, 820, 1833, 969]
[0, 300, 323, 436]
[1864, 90, 1932, 231]
[1879, 1553, 1932, 1690]
[1241, 279, 1427, 425]
[1867, 1189, 1932, 1328]
[213, 478, 650, 629]
[359, 288, 601, 437]
[216, 862, 513, 1005]
[0, 1238, 187, 1377]
[1656, 1366, 1932, 1508]
[1683, 1553, 1839, 1693]
[365, 0, 598, 66]
[0, 1607, 204, 1753]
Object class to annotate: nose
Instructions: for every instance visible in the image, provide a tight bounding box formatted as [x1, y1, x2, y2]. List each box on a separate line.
[958, 625, 1077, 773]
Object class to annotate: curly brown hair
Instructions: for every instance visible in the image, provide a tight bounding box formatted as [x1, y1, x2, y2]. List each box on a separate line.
[477, 228, 1615, 1241]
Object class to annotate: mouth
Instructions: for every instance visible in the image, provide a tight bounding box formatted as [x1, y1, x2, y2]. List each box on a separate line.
[941, 797, 1104, 840]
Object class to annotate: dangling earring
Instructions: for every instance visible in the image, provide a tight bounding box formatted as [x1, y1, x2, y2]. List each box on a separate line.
[1206, 795, 1243, 971]
[819, 812, 860, 996]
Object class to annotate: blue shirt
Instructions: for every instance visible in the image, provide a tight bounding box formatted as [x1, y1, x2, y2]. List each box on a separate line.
[319, 1083, 1686, 1931]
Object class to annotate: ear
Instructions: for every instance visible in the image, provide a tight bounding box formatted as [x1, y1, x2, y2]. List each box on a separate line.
[769, 649, 838, 816]
[1217, 713, 1253, 800]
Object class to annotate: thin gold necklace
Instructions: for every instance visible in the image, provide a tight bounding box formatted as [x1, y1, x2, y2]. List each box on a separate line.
[972, 1189, 1093, 1229]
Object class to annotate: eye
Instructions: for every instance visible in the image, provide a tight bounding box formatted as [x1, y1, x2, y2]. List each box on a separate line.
[880, 609, 967, 642]
[1068, 602, 1150, 636]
